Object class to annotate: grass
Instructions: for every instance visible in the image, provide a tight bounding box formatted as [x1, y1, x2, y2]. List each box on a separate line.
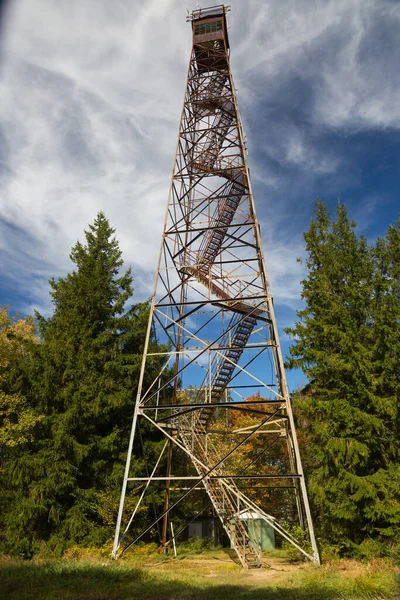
[0, 549, 398, 600]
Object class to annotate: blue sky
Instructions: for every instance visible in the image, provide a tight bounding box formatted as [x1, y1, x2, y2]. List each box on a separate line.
[0, 0, 399, 390]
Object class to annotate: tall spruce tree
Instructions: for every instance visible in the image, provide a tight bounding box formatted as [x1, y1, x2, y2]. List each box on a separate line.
[366, 219, 400, 555]
[286, 201, 400, 556]
[1, 213, 163, 555]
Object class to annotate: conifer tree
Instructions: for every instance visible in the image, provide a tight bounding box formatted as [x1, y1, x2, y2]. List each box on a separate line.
[286, 201, 400, 556]
[365, 219, 400, 555]
[1, 213, 163, 555]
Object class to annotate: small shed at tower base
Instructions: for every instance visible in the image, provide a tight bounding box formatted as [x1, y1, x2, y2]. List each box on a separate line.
[232, 510, 275, 551]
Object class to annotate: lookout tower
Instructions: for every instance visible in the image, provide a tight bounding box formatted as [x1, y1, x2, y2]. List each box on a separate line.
[192, 6, 229, 71]
[112, 5, 320, 568]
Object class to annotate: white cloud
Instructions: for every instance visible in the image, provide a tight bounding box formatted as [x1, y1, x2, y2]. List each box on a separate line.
[260, 221, 304, 307]
[231, 0, 400, 131]
[0, 0, 399, 318]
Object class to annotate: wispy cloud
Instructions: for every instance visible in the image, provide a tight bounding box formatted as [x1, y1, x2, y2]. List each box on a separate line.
[0, 0, 399, 320]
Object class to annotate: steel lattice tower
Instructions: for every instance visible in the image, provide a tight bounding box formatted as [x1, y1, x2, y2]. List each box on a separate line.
[112, 5, 320, 568]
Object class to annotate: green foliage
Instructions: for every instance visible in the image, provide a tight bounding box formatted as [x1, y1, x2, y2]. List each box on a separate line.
[281, 522, 313, 562]
[286, 201, 400, 556]
[0, 213, 164, 556]
[176, 536, 216, 555]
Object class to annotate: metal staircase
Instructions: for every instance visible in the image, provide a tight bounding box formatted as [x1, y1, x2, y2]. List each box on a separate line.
[209, 314, 257, 403]
[196, 312, 256, 427]
[194, 102, 234, 170]
[194, 70, 227, 110]
[178, 67, 263, 567]
[178, 410, 262, 568]
[190, 68, 260, 415]
[198, 172, 246, 267]
[183, 68, 261, 433]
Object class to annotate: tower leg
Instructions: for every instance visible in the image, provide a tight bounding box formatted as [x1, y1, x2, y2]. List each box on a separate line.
[286, 430, 305, 529]
[112, 401, 140, 559]
[159, 440, 173, 553]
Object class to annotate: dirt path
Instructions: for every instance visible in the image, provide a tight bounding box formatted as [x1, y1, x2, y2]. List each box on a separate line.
[139, 553, 307, 586]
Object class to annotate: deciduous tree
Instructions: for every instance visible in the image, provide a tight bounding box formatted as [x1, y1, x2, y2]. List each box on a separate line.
[0, 306, 41, 448]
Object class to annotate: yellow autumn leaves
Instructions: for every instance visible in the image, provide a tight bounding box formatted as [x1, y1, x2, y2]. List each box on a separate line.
[0, 306, 42, 448]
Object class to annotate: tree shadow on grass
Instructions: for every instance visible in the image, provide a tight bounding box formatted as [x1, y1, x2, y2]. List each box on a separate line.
[0, 561, 378, 600]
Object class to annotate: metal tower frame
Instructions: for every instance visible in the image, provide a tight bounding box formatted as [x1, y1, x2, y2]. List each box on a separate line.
[112, 5, 320, 568]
